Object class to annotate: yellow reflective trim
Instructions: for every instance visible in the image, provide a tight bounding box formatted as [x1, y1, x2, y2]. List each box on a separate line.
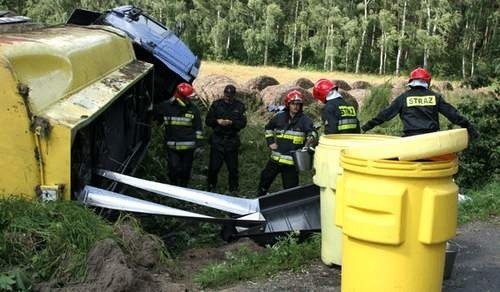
[265, 134, 274, 138]
[166, 120, 192, 126]
[339, 105, 356, 117]
[406, 96, 436, 107]
[338, 124, 358, 130]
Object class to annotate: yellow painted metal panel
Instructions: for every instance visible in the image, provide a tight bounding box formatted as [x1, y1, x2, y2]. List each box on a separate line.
[0, 57, 39, 199]
[0, 26, 152, 200]
[0, 26, 135, 114]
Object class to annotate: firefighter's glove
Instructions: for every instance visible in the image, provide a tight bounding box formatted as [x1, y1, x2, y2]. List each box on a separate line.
[467, 127, 480, 141]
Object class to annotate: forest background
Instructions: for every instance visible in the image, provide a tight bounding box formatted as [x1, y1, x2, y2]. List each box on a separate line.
[1, 0, 498, 85]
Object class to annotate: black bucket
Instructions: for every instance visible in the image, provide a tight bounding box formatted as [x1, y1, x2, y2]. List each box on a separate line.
[444, 243, 458, 279]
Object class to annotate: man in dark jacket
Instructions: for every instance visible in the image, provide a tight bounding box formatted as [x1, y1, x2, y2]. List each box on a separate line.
[313, 79, 360, 134]
[154, 82, 203, 187]
[205, 85, 247, 195]
[361, 67, 478, 138]
[257, 90, 318, 196]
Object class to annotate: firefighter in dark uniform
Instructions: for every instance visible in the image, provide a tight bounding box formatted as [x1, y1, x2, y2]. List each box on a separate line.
[361, 67, 478, 138]
[313, 79, 360, 134]
[154, 82, 203, 187]
[205, 85, 247, 195]
[257, 90, 318, 196]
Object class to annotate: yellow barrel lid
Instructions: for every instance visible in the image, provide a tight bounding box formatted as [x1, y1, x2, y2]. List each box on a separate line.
[344, 129, 468, 161]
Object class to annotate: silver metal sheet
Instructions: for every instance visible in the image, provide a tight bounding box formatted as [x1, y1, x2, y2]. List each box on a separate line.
[96, 169, 259, 215]
[80, 186, 265, 226]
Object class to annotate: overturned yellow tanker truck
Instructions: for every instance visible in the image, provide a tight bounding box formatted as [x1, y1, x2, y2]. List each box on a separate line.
[0, 6, 199, 201]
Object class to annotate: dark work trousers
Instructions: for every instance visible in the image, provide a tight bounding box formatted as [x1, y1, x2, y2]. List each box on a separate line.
[207, 146, 239, 192]
[257, 160, 299, 196]
[167, 148, 194, 187]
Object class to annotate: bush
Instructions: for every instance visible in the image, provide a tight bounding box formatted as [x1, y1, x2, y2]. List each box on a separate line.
[455, 95, 500, 189]
[359, 83, 403, 136]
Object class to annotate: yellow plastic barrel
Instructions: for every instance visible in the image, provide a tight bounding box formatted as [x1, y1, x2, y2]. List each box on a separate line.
[313, 134, 398, 266]
[336, 154, 459, 292]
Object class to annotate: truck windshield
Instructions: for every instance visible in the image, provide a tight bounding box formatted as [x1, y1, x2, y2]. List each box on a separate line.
[135, 14, 169, 37]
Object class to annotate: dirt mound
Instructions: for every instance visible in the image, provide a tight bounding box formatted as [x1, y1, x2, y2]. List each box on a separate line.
[37, 224, 182, 292]
[349, 89, 371, 109]
[243, 75, 279, 93]
[260, 85, 314, 107]
[194, 74, 255, 105]
[432, 81, 454, 91]
[351, 80, 372, 89]
[292, 78, 314, 89]
[332, 79, 352, 91]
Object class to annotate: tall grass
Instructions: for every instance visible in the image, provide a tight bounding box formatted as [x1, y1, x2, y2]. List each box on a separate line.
[0, 199, 116, 286]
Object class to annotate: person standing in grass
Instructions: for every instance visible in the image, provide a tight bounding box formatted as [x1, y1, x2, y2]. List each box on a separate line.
[312, 79, 360, 134]
[257, 90, 317, 196]
[154, 82, 203, 187]
[205, 85, 247, 196]
[361, 67, 478, 139]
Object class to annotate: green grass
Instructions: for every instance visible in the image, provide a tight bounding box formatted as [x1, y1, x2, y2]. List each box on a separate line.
[0, 199, 115, 288]
[458, 180, 500, 224]
[193, 233, 320, 289]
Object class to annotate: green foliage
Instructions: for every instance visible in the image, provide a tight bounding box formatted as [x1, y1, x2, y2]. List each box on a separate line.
[0, 199, 115, 285]
[458, 180, 500, 224]
[193, 233, 320, 288]
[359, 83, 403, 136]
[2, 0, 497, 80]
[455, 95, 500, 189]
[0, 273, 15, 291]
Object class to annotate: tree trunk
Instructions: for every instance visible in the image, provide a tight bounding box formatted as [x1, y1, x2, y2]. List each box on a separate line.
[470, 40, 476, 77]
[379, 31, 384, 74]
[291, 0, 299, 67]
[395, 0, 407, 76]
[355, 0, 370, 74]
[423, 1, 431, 68]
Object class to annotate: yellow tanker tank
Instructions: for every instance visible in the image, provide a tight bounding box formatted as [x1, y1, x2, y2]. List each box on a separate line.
[0, 25, 154, 200]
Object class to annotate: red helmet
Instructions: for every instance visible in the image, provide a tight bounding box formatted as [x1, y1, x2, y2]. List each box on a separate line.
[175, 82, 195, 99]
[284, 90, 304, 108]
[313, 79, 337, 103]
[409, 67, 431, 84]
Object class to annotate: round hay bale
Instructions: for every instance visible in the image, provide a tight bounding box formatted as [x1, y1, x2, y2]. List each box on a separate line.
[339, 89, 359, 111]
[351, 80, 372, 89]
[259, 85, 314, 107]
[349, 89, 371, 109]
[193, 74, 255, 104]
[332, 79, 352, 91]
[432, 81, 454, 92]
[243, 75, 279, 93]
[291, 78, 314, 89]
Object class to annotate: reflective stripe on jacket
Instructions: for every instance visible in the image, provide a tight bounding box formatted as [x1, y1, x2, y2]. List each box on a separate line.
[154, 97, 203, 150]
[264, 110, 316, 165]
[323, 98, 360, 134]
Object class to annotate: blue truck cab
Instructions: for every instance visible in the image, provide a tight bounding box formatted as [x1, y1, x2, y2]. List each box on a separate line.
[68, 5, 200, 102]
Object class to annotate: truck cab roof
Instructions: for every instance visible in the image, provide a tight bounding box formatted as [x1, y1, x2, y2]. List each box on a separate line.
[68, 5, 200, 83]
